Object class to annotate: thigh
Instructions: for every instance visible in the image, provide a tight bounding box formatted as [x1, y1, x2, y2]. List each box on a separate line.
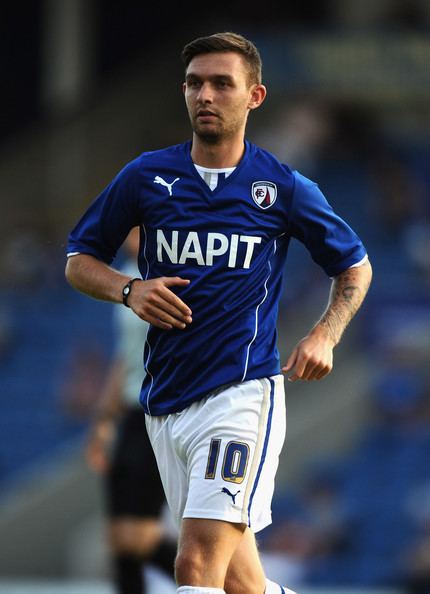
[145, 413, 188, 529]
[107, 408, 165, 518]
[180, 374, 286, 533]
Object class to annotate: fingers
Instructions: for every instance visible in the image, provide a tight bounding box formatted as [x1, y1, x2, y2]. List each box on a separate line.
[140, 304, 188, 330]
[315, 365, 333, 380]
[159, 287, 192, 319]
[283, 345, 312, 382]
[130, 277, 193, 329]
[282, 350, 297, 374]
[283, 342, 333, 382]
[162, 276, 191, 288]
[161, 277, 193, 317]
[287, 360, 332, 382]
[288, 366, 316, 383]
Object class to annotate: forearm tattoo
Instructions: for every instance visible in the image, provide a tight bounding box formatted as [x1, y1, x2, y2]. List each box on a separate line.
[318, 263, 372, 345]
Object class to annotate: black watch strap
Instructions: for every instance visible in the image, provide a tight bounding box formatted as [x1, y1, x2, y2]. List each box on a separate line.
[122, 277, 141, 308]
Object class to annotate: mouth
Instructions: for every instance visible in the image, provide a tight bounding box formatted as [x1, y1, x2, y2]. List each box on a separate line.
[197, 109, 218, 119]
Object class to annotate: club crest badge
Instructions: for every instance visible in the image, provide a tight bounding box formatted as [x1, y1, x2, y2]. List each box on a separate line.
[251, 181, 277, 209]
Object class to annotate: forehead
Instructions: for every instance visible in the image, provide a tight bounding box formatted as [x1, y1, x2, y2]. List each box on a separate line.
[186, 51, 249, 81]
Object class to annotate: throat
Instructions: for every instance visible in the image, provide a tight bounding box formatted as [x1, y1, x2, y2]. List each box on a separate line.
[191, 135, 245, 169]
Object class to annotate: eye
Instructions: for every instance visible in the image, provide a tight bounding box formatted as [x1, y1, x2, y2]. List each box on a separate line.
[187, 79, 201, 89]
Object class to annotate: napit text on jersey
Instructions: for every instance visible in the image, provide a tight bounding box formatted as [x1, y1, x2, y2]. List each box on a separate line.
[157, 229, 262, 269]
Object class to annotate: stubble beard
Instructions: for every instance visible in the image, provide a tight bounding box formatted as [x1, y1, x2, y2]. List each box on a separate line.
[195, 129, 223, 145]
[191, 117, 224, 145]
[192, 118, 240, 145]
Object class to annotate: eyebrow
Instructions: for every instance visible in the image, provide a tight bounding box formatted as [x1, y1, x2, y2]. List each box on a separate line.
[185, 73, 235, 83]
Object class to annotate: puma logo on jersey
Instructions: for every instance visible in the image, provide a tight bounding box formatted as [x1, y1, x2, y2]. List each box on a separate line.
[156, 229, 262, 269]
[221, 487, 241, 504]
[153, 175, 180, 196]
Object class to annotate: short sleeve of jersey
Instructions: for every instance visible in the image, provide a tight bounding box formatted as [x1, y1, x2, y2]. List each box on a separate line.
[288, 171, 367, 277]
[67, 159, 141, 264]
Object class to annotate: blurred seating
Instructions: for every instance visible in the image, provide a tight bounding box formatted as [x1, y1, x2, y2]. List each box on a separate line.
[0, 278, 113, 485]
[262, 357, 430, 587]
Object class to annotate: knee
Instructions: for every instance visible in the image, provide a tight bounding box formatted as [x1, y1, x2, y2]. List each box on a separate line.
[175, 548, 205, 585]
[109, 521, 162, 557]
[110, 531, 142, 556]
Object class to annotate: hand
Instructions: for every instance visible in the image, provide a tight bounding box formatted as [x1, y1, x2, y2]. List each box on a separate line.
[282, 328, 334, 382]
[85, 419, 115, 474]
[128, 276, 192, 330]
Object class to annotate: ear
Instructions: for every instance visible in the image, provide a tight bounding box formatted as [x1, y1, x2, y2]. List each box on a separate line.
[248, 84, 267, 111]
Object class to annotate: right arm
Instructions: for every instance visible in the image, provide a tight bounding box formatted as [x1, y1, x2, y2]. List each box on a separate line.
[65, 253, 132, 303]
[65, 254, 192, 330]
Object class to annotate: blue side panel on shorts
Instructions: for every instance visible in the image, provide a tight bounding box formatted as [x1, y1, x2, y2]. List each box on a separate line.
[247, 378, 275, 527]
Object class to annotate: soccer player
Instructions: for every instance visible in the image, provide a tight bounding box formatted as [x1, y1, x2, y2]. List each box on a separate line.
[65, 32, 372, 594]
[86, 227, 176, 594]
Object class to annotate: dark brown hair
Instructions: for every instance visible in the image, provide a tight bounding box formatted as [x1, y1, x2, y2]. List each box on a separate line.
[181, 32, 262, 85]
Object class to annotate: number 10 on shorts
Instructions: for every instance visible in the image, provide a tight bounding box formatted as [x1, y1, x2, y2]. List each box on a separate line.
[205, 438, 250, 484]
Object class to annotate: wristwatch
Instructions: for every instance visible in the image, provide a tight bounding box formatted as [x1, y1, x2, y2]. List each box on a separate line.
[122, 277, 141, 308]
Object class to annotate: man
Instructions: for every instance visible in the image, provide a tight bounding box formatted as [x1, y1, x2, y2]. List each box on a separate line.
[66, 32, 372, 594]
[86, 227, 177, 594]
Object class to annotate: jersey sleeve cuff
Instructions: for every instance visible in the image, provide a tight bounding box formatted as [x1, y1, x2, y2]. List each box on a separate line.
[66, 244, 113, 263]
[348, 254, 369, 268]
[326, 250, 368, 277]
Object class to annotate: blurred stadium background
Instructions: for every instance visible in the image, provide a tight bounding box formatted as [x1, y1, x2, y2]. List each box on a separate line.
[1, 1, 430, 592]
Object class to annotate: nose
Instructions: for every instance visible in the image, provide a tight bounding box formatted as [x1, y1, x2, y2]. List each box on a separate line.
[197, 82, 213, 104]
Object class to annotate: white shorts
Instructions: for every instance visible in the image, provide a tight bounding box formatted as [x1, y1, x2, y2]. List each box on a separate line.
[145, 375, 286, 533]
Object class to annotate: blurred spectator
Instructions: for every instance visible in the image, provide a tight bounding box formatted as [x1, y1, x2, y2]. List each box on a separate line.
[405, 535, 430, 594]
[403, 481, 430, 593]
[84, 227, 176, 594]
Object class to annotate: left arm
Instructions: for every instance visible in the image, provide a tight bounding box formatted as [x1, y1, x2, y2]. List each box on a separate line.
[283, 259, 372, 382]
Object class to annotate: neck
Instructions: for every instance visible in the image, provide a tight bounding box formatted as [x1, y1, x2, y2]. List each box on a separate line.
[191, 134, 245, 168]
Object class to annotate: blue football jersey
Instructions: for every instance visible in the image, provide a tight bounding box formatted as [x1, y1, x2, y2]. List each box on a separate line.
[67, 140, 367, 415]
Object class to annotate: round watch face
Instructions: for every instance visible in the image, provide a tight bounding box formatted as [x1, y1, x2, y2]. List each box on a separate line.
[123, 286, 130, 295]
